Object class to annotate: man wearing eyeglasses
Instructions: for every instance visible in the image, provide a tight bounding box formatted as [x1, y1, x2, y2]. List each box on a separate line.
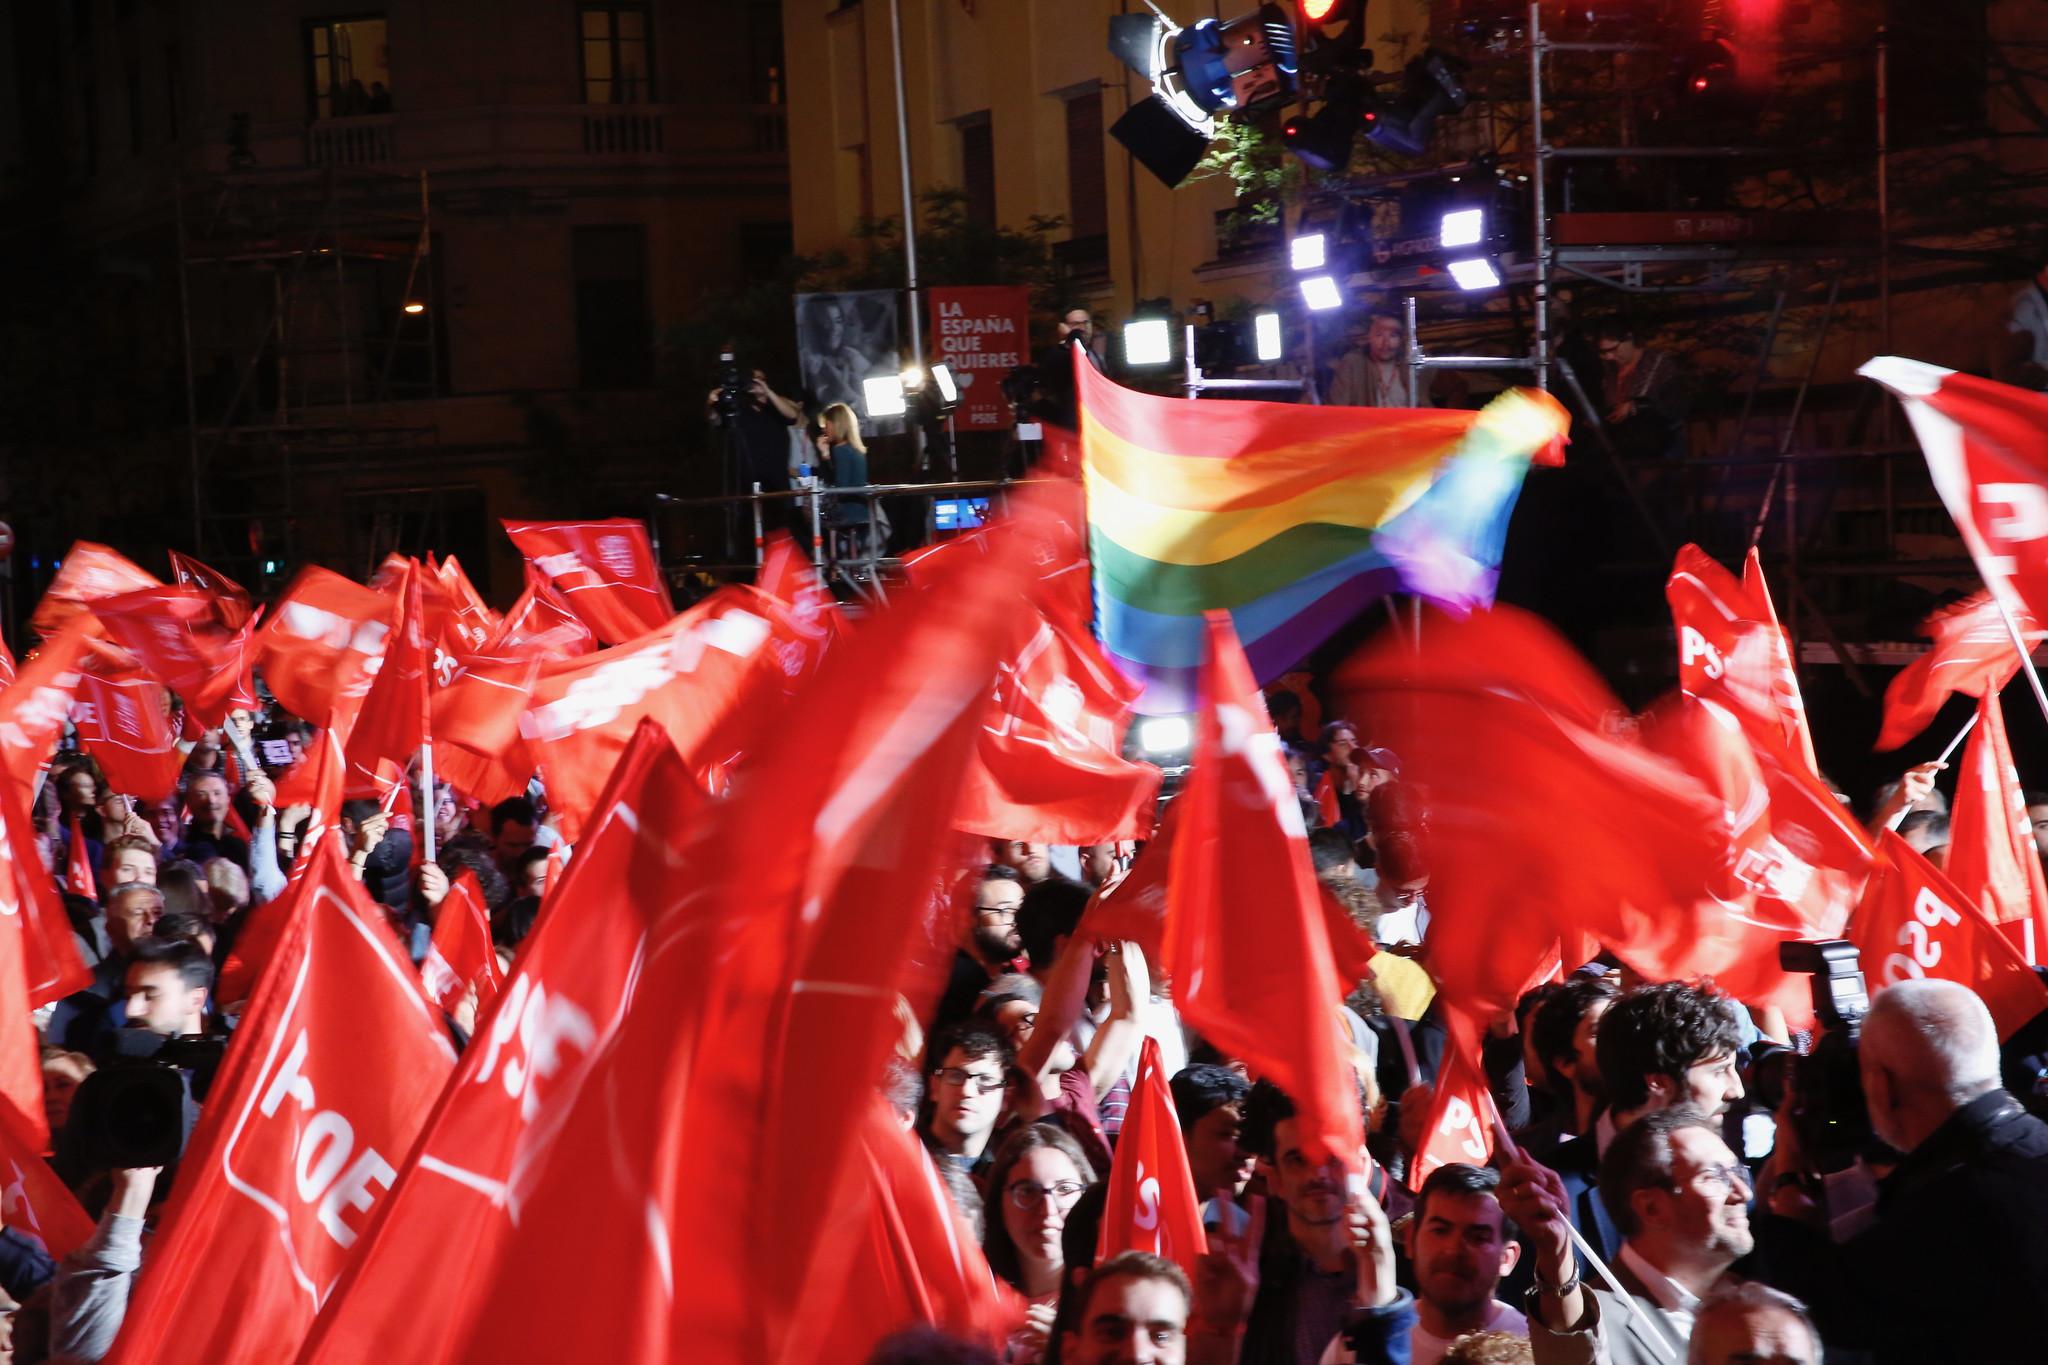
[932, 865, 1029, 1032]
[1499, 1109, 1760, 1365]
[918, 1020, 1014, 1181]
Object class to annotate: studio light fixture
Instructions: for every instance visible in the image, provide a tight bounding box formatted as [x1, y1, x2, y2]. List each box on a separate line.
[1254, 311, 1283, 362]
[862, 375, 909, 419]
[1438, 208, 1485, 249]
[1123, 317, 1175, 367]
[1136, 715, 1193, 756]
[1107, 5, 1298, 188]
[1299, 275, 1344, 311]
[1446, 257, 1503, 291]
[1289, 232, 1328, 272]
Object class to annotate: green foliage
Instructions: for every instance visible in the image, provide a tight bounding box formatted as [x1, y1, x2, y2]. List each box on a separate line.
[818, 187, 1070, 310]
[1190, 118, 1300, 246]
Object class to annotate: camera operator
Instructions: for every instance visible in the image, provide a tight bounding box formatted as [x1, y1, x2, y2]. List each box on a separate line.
[706, 362, 802, 497]
[1762, 979, 2048, 1363]
[53, 938, 222, 1216]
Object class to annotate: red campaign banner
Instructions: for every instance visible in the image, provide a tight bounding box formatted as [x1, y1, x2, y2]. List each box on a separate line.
[928, 286, 1031, 431]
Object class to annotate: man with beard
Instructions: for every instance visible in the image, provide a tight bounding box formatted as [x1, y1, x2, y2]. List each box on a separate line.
[1231, 1081, 1410, 1364]
[932, 865, 1028, 1031]
[1317, 1164, 1526, 1364]
[1400, 1165, 1526, 1362]
[1498, 1111, 1755, 1365]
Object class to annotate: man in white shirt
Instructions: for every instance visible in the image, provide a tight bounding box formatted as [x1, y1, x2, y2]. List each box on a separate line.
[1320, 1163, 1526, 1365]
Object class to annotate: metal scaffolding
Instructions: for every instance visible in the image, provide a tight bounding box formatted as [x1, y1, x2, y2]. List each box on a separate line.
[175, 165, 440, 581]
[1336, 5, 1962, 660]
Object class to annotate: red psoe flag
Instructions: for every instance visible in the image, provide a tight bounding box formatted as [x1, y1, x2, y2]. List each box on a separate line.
[421, 869, 498, 1015]
[0, 617, 94, 788]
[254, 568, 397, 730]
[0, 1117, 94, 1259]
[64, 815, 96, 901]
[1863, 358, 2048, 628]
[2, 776, 91, 1009]
[299, 722, 707, 1364]
[105, 838, 454, 1365]
[309, 496, 1068, 1362]
[1336, 607, 1727, 1024]
[514, 588, 798, 838]
[1877, 591, 2038, 751]
[1853, 830, 2048, 1040]
[28, 542, 160, 637]
[1096, 1038, 1207, 1278]
[812, 1102, 1023, 1353]
[1740, 548, 1820, 776]
[429, 553, 498, 654]
[168, 551, 254, 630]
[758, 531, 842, 651]
[503, 517, 674, 645]
[0, 786, 60, 1152]
[1408, 1018, 1498, 1192]
[90, 585, 260, 729]
[71, 673, 182, 801]
[345, 563, 431, 777]
[1666, 544, 1815, 773]
[1167, 613, 1362, 1170]
[1633, 694, 1874, 1026]
[1943, 689, 2048, 965]
[953, 599, 1161, 845]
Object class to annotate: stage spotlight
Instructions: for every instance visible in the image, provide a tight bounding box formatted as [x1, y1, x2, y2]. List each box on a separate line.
[1254, 311, 1283, 362]
[1299, 275, 1344, 311]
[929, 362, 960, 407]
[1107, 5, 1299, 188]
[1123, 317, 1174, 367]
[1290, 232, 1328, 271]
[1364, 50, 1469, 157]
[1439, 208, 1485, 248]
[1446, 257, 1502, 291]
[1137, 715, 1193, 756]
[862, 375, 908, 418]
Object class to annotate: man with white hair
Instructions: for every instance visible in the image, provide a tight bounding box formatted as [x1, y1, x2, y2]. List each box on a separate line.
[1838, 979, 2048, 1362]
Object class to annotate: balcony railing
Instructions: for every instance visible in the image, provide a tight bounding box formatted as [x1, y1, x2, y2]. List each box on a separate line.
[293, 103, 788, 171]
[307, 115, 397, 167]
[583, 108, 665, 154]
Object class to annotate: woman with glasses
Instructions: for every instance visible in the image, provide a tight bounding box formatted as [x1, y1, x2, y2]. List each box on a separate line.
[984, 1122, 1098, 1363]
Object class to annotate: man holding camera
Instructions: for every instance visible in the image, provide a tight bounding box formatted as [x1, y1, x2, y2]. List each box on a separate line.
[1774, 979, 2048, 1363]
[706, 364, 802, 497]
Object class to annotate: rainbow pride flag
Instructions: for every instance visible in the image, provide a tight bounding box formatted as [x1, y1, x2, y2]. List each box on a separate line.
[1078, 357, 1569, 712]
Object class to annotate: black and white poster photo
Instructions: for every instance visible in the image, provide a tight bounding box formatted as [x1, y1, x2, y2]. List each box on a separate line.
[795, 290, 902, 434]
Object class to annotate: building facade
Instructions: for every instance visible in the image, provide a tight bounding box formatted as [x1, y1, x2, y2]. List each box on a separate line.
[0, 0, 790, 602]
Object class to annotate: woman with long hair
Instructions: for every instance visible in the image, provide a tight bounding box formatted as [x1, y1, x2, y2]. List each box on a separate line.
[815, 401, 873, 525]
[983, 1122, 1096, 1362]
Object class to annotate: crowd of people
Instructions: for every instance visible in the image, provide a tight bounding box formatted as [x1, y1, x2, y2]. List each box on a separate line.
[862, 709, 2045, 1365]
[1, 591, 2044, 1365]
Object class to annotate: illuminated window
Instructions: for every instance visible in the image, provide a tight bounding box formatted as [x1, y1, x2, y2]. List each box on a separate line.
[580, 6, 655, 105]
[307, 17, 391, 120]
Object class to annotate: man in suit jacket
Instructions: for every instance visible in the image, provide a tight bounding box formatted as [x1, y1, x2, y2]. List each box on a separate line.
[1496, 1110, 1759, 1365]
[1796, 979, 2048, 1363]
